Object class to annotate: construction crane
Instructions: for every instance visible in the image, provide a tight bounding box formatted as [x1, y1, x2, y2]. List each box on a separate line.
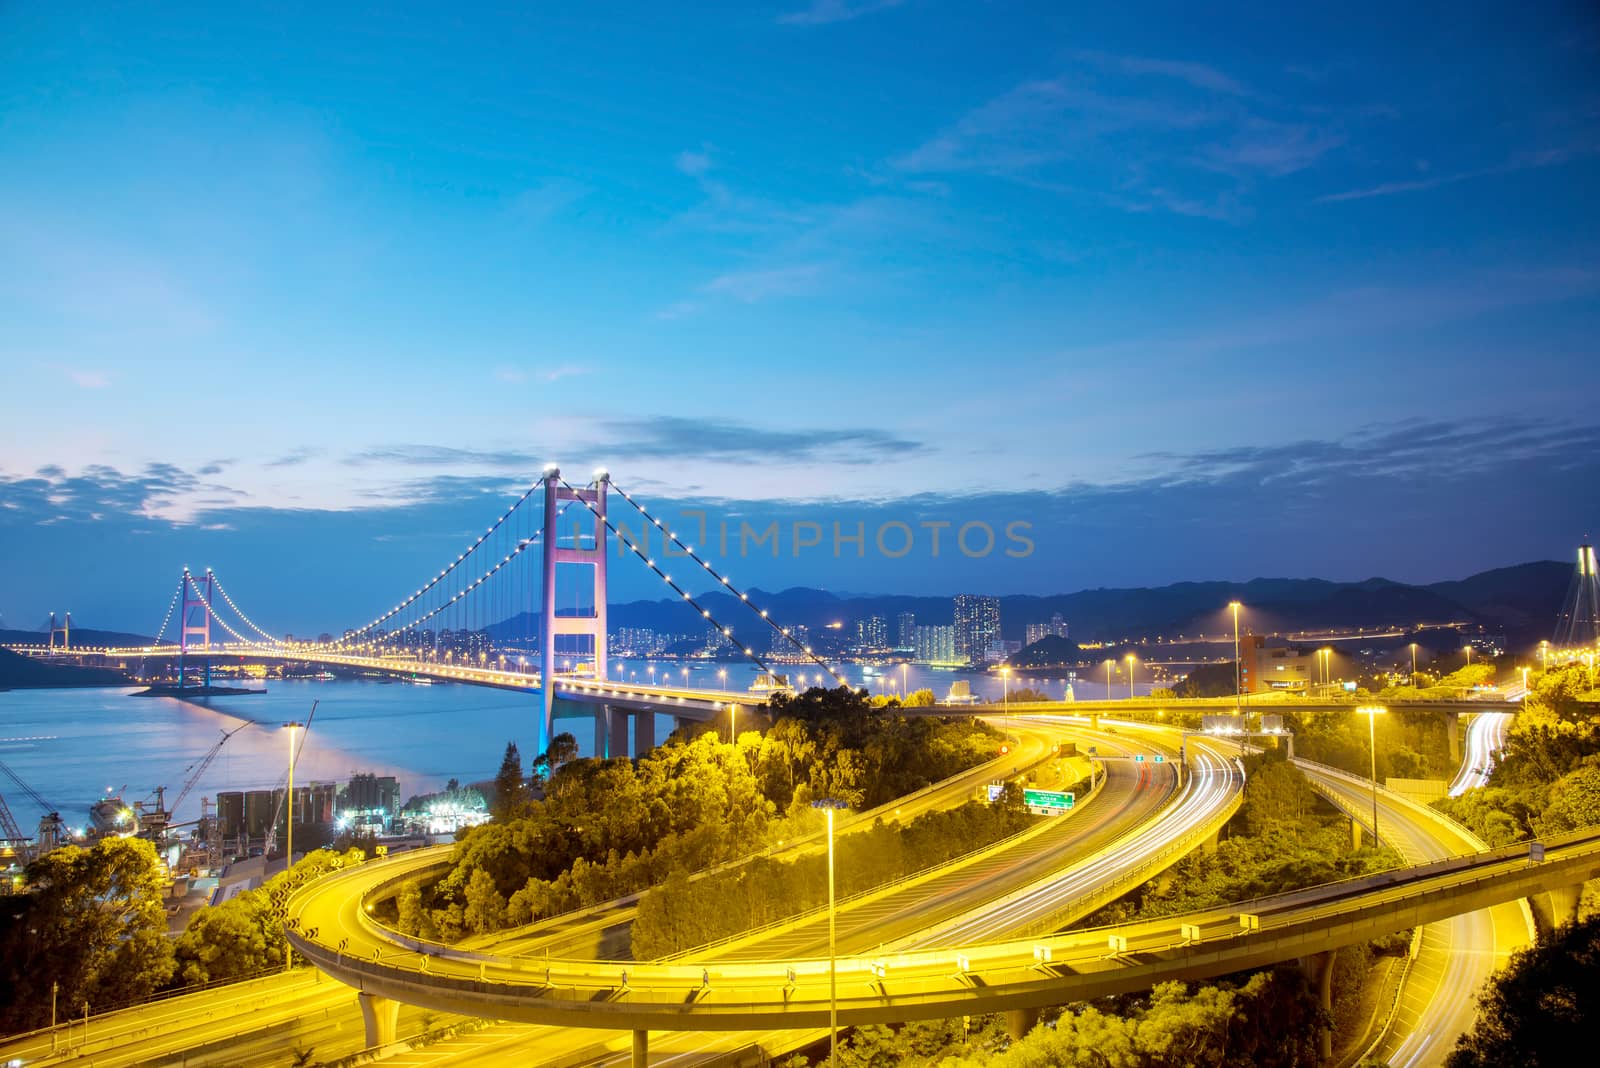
[169, 722, 250, 822]
[0, 757, 68, 860]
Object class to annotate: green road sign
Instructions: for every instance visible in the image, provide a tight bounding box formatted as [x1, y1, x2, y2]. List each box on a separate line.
[1134, 754, 1145, 762]
[1155, 754, 1165, 763]
[1023, 787, 1074, 811]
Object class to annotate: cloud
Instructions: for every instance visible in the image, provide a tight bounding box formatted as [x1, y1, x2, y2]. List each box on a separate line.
[778, 0, 907, 26]
[1318, 140, 1599, 203]
[675, 150, 714, 176]
[494, 365, 588, 385]
[347, 445, 544, 468]
[1075, 50, 1249, 96]
[507, 180, 585, 222]
[702, 264, 826, 303]
[602, 416, 924, 465]
[265, 447, 322, 468]
[68, 370, 111, 389]
[893, 56, 1346, 221]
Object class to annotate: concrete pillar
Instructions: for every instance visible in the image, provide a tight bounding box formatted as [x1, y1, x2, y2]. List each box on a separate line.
[1300, 949, 1337, 1062]
[1350, 816, 1363, 851]
[1089, 712, 1100, 730]
[634, 710, 656, 755]
[1200, 828, 1220, 855]
[1446, 711, 1461, 763]
[632, 1029, 648, 1067]
[1006, 1007, 1041, 1041]
[1529, 884, 1583, 933]
[674, 715, 694, 735]
[608, 707, 628, 759]
[1286, 734, 1295, 760]
[594, 708, 607, 758]
[358, 992, 399, 1048]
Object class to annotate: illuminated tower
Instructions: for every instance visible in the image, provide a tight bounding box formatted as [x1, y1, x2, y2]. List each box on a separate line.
[1553, 542, 1600, 648]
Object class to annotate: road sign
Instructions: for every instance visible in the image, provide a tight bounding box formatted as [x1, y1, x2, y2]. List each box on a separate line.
[1023, 787, 1074, 813]
[1134, 754, 1145, 762]
[986, 783, 1004, 803]
[1154, 754, 1165, 763]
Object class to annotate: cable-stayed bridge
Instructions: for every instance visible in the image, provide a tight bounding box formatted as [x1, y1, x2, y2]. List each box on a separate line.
[25, 467, 847, 758]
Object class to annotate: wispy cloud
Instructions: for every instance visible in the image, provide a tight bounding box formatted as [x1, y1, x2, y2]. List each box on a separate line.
[1316, 142, 1598, 203]
[68, 370, 111, 389]
[603, 416, 925, 465]
[675, 149, 714, 176]
[778, 0, 907, 26]
[494, 364, 588, 385]
[703, 263, 826, 303]
[265, 447, 322, 468]
[347, 445, 543, 468]
[894, 54, 1346, 221]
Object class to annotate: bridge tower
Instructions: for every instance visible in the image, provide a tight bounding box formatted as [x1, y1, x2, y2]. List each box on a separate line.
[540, 467, 609, 759]
[179, 569, 213, 690]
[47, 611, 70, 652]
[1554, 541, 1600, 648]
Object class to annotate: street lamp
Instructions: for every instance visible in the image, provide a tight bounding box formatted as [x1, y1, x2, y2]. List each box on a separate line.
[1357, 706, 1385, 848]
[1001, 665, 1011, 712]
[811, 797, 850, 1068]
[1409, 643, 1418, 688]
[719, 667, 727, 691]
[282, 719, 303, 971]
[728, 701, 737, 746]
[1463, 645, 1473, 667]
[1521, 666, 1530, 696]
[900, 661, 907, 699]
[1125, 653, 1136, 699]
[1104, 658, 1114, 702]
[1228, 602, 1243, 713]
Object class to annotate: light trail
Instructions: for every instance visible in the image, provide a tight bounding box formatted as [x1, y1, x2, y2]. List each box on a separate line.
[1448, 712, 1512, 797]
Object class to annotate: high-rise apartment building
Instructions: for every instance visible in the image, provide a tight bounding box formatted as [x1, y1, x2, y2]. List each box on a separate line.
[953, 594, 1001, 665]
[896, 611, 916, 649]
[914, 625, 959, 665]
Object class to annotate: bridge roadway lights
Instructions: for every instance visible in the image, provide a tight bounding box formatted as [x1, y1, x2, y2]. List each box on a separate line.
[358, 992, 399, 1048]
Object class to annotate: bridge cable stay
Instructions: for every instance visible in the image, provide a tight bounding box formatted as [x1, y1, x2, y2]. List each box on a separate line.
[182, 570, 255, 646]
[204, 569, 282, 645]
[603, 478, 848, 685]
[150, 577, 185, 647]
[335, 498, 577, 655]
[332, 476, 549, 646]
[558, 477, 846, 687]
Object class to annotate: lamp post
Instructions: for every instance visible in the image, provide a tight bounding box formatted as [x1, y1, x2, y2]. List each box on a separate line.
[718, 667, 727, 692]
[1357, 706, 1385, 848]
[1521, 666, 1530, 696]
[283, 720, 303, 970]
[900, 661, 907, 699]
[1464, 645, 1473, 667]
[811, 797, 849, 1068]
[1104, 658, 1114, 703]
[1229, 602, 1243, 713]
[1002, 666, 1011, 712]
[1410, 643, 1418, 688]
[1125, 653, 1137, 699]
[728, 702, 737, 746]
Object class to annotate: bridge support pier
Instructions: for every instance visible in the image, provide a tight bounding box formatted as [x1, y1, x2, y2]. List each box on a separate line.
[358, 992, 399, 1048]
[632, 1029, 648, 1068]
[633, 710, 656, 755]
[1005, 1007, 1040, 1042]
[1300, 948, 1337, 1062]
[1088, 713, 1100, 730]
[1446, 712, 1461, 764]
[1529, 883, 1584, 934]
[595, 706, 628, 760]
[1350, 816, 1363, 851]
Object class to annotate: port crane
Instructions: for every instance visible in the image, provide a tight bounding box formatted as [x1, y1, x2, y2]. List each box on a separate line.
[0, 757, 68, 862]
[135, 722, 251, 843]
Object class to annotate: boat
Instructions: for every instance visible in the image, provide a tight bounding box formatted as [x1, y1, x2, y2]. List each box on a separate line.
[88, 792, 135, 836]
[405, 676, 435, 686]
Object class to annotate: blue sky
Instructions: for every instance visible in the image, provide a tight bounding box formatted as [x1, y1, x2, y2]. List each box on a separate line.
[2, 1, 1597, 634]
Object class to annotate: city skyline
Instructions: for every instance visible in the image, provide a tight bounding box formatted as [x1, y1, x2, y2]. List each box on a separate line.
[3, 2, 1597, 630]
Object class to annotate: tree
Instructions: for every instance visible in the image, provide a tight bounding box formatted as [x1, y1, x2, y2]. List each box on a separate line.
[1447, 914, 1600, 1067]
[0, 837, 175, 1033]
[492, 741, 526, 821]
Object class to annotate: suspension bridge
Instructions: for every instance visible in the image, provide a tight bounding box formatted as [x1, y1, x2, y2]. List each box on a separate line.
[24, 467, 849, 760]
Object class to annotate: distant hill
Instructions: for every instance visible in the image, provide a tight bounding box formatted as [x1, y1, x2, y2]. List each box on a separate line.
[0, 626, 156, 649]
[1011, 635, 1081, 668]
[587, 561, 1572, 650]
[0, 647, 132, 689]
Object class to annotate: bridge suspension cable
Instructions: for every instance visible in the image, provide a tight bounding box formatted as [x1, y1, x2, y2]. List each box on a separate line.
[336, 477, 547, 645]
[183, 570, 254, 645]
[560, 477, 847, 686]
[604, 479, 847, 685]
[204, 568, 283, 645]
[150, 576, 184, 647]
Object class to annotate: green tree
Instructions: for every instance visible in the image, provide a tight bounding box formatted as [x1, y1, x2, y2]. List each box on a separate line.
[492, 740, 526, 821]
[1446, 914, 1600, 1067]
[0, 837, 175, 1033]
[172, 848, 366, 986]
